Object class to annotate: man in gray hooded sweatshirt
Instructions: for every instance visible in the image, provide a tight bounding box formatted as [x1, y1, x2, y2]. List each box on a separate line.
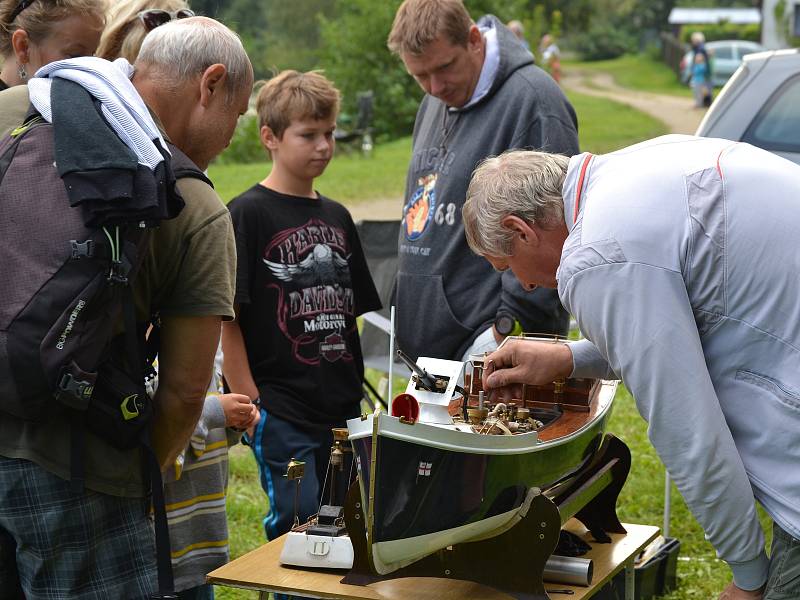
[388, 0, 579, 363]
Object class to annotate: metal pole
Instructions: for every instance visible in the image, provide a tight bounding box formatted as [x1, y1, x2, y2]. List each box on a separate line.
[664, 471, 671, 538]
[387, 305, 396, 413]
[625, 558, 635, 600]
[543, 555, 593, 586]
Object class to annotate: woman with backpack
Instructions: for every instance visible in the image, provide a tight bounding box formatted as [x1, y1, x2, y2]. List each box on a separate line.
[0, 0, 105, 90]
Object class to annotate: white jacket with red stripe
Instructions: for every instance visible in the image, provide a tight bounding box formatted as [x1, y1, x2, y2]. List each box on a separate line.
[560, 135, 800, 590]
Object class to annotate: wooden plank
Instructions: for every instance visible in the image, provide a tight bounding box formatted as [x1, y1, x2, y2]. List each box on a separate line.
[208, 521, 660, 599]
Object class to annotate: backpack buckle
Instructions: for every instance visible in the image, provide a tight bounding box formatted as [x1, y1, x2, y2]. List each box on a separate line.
[70, 240, 95, 259]
[120, 393, 144, 421]
[57, 372, 94, 410]
[108, 256, 133, 285]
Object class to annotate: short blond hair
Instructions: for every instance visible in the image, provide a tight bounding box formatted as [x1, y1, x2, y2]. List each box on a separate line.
[256, 70, 340, 138]
[96, 0, 189, 62]
[387, 0, 472, 56]
[0, 0, 106, 57]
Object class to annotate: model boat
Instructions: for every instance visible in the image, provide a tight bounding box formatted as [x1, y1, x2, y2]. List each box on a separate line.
[347, 337, 619, 576]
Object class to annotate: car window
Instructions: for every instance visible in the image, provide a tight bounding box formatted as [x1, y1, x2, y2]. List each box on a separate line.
[713, 46, 734, 60]
[742, 74, 800, 153]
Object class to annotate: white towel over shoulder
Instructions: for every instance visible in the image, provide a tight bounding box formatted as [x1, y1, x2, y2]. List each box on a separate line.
[28, 56, 168, 170]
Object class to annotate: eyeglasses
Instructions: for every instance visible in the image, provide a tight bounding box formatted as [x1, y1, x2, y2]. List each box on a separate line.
[137, 8, 195, 31]
[9, 0, 35, 22]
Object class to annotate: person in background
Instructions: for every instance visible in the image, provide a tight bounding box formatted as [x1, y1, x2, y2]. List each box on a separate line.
[690, 31, 709, 65]
[539, 32, 561, 83]
[148, 347, 258, 600]
[96, 0, 194, 62]
[0, 0, 105, 89]
[464, 139, 800, 600]
[683, 31, 712, 87]
[387, 0, 578, 365]
[507, 19, 529, 50]
[0, 17, 252, 597]
[691, 51, 711, 108]
[222, 71, 381, 599]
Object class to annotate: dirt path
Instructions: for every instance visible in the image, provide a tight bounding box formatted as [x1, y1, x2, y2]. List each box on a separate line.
[561, 70, 705, 135]
[347, 196, 402, 222]
[350, 72, 706, 221]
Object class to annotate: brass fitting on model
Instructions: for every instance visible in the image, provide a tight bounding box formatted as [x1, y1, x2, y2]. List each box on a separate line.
[554, 377, 566, 402]
[467, 407, 489, 425]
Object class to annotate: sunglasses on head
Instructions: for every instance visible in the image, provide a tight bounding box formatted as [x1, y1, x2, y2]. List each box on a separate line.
[137, 8, 195, 31]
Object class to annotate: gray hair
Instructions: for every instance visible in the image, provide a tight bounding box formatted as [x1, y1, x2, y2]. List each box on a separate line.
[463, 150, 569, 257]
[136, 16, 252, 103]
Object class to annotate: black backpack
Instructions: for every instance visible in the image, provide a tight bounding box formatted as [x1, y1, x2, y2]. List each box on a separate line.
[0, 101, 210, 599]
[0, 107, 210, 438]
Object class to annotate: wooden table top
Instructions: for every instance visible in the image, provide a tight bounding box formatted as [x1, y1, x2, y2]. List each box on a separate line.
[208, 520, 660, 599]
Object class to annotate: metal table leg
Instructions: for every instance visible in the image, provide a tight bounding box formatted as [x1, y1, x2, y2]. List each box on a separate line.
[625, 557, 635, 600]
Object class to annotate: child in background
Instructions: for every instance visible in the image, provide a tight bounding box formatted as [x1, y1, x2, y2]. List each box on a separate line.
[149, 345, 259, 600]
[222, 71, 381, 554]
[539, 33, 562, 83]
[691, 52, 712, 108]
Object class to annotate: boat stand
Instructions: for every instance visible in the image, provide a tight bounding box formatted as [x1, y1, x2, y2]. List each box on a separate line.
[341, 434, 631, 600]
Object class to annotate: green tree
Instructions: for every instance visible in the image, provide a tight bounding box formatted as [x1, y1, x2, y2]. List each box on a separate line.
[192, 0, 226, 18]
[216, 0, 337, 77]
[465, 0, 527, 22]
[319, 0, 562, 140]
[319, 0, 420, 140]
[631, 0, 677, 31]
[213, 0, 270, 75]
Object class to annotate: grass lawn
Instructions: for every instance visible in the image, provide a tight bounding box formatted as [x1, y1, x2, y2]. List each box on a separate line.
[208, 137, 412, 206]
[567, 90, 667, 154]
[208, 89, 664, 207]
[567, 54, 692, 98]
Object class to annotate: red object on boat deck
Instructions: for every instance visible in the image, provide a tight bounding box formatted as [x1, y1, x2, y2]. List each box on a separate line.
[391, 393, 419, 422]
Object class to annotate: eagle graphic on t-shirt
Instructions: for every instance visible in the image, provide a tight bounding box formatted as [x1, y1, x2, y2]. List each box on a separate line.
[264, 243, 351, 287]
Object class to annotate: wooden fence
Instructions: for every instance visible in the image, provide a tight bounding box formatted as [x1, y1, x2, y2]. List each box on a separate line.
[660, 32, 687, 76]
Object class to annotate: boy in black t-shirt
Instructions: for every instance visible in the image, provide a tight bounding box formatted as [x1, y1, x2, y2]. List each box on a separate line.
[222, 71, 381, 547]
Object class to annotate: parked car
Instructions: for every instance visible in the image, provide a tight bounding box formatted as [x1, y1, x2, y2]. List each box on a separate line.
[696, 49, 800, 166]
[680, 40, 764, 88]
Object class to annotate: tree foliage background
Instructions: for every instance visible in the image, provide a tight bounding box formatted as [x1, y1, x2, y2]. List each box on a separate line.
[198, 0, 760, 140]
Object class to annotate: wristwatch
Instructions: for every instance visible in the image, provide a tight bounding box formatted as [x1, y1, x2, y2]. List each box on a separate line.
[494, 314, 522, 337]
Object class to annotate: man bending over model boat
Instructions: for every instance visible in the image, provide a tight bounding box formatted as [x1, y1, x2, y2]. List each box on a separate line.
[463, 137, 800, 600]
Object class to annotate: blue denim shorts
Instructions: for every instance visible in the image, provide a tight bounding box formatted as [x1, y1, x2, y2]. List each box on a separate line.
[0, 456, 157, 599]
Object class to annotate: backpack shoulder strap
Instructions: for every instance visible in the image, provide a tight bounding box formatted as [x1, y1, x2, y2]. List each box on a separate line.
[166, 142, 213, 188]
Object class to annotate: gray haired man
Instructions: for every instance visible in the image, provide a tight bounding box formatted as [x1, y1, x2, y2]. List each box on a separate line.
[0, 17, 253, 598]
[465, 137, 800, 600]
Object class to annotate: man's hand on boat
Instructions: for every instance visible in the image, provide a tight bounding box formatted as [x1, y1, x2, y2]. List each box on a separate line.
[718, 582, 764, 600]
[482, 339, 573, 400]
